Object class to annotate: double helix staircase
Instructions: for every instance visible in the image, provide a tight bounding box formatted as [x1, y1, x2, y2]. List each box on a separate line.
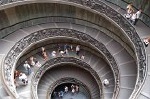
[0, 21, 137, 99]
[0, 0, 149, 99]
[7, 21, 136, 99]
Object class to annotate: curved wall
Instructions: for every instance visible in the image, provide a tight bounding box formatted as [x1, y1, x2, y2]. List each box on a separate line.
[104, 0, 150, 27]
[0, 1, 146, 99]
[0, 3, 135, 58]
[3, 28, 119, 99]
[38, 63, 101, 99]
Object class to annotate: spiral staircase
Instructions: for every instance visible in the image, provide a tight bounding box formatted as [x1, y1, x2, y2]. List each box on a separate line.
[0, 0, 149, 99]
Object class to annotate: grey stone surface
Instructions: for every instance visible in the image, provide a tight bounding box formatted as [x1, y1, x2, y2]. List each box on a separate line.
[55, 23, 71, 29]
[0, 0, 149, 98]
[0, 1, 148, 98]
[141, 75, 150, 96]
[120, 76, 136, 88]
[106, 40, 124, 55]
[38, 23, 57, 29]
[84, 27, 99, 38]
[37, 64, 100, 99]
[119, 62, 137, 75]
[71, 24, 86, 33]
[22, 25, 43, 34]
[114, 49, 134, 64]
[138, 94, 149, 99]
[0, 23, 139, 99]
[4, 29, 28, 42]
[96, 32, 113, 45]
[118, 88, 133, 99]
[0, 39, 15, 54]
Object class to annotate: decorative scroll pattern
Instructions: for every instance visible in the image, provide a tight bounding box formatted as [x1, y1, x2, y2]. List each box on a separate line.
[1, 0, 146, 98]
[3, 28, 119, 98]
[66, 0, 147, 98]
[32, 59, 98, 99]
[47, 77, 91, 98]
[0, 0, 23, 5]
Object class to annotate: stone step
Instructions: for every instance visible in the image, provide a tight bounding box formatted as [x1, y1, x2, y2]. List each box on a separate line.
[1, 22, 136, 99]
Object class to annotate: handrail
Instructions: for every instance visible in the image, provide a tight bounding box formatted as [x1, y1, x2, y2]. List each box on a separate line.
[2, 28, 119, 99]
[31, 57, 101, 99]
[0, 0, 146, 98]
[0, 0, 149, 26]
[46, 77, 91, 98]
[84, 0, 146, 98]
[1, 55, 19, 99]
[134, 54, 148, 98]
[104, 0, 150, 27]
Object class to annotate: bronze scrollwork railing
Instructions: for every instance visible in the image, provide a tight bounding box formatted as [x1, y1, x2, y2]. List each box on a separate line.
[47, 77, 91, 99]
[32, 58, 98, 99]
[3, 28, 119, 99]
[66, 0, 147, 98]
[1, 0, 146, 98]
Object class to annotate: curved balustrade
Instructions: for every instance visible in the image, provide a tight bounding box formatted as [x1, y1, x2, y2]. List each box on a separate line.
[2, 28, 119, 98]
[0, 0, 22, 5]
[47, 77, 91, 99]
[66, 0, 147, 98]
[32, 58, 99, 99]
[103, 0, 150, 27]
[0, 0, 146, 98]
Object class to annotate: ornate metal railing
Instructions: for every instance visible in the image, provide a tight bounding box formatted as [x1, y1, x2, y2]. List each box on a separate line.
[3, 28, 119, 99]
[1, 0, 146, 98]
[65, 0, 146, 98]
[0, 0, 22, 5]
[103, 0, 150, 27]
[46, 77, 91, 99]
[0, 0, 148, 27]
[32, 58, 97, 99]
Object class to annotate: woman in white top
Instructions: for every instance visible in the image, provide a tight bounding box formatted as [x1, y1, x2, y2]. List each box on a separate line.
[134, 9, 142, 25]
[76, 45, 80, 56]
[131, 12, 137, 24]
[51, 51, 57, 57]
[126, 3, 134, 14]
[29, 56, 35, 66]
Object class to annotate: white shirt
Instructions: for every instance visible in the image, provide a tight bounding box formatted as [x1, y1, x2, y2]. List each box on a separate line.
[19, 73, 27, 81]
[72, 88, 75, 93]
[125, 13, 132, 18]
[23, 63, 30, 70]
[30, 61, 35, 66]
[136, 11, 141, 19]
[65, 86, 68, 92]
[103, 79, 109, 86]
[131, 13, 137, 20]
[76, 45, 80, 51]
[60, 51, 64, 54]
[144, 39, 149, 45]
[81, 55, 85, 60]
[52, 51, 56, 57]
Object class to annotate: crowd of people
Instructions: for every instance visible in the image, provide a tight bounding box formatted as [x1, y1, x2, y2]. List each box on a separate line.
[14, 57, 42, 86]
[14, 44, 85, 87]
[14, 51, 43, 86]
[53, 84, 80, 99]
[49, 44, 85, 59]
[124, 3, 150, 47]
